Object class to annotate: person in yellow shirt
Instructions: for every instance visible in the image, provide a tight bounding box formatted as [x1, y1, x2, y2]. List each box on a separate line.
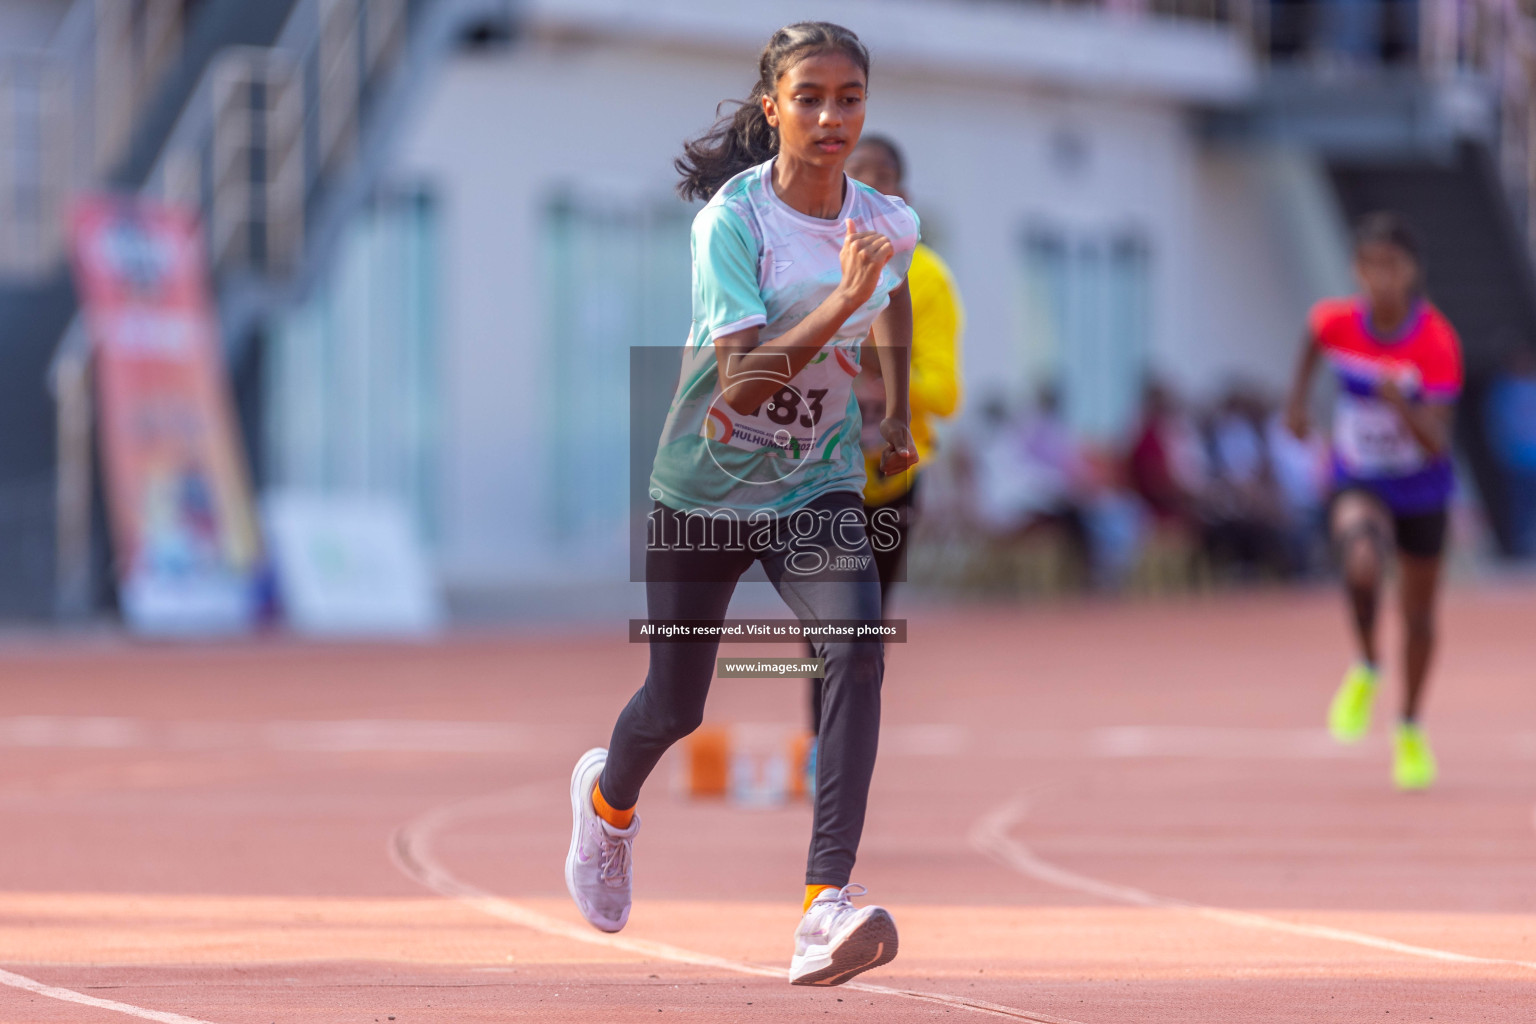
[807, 135, 963, 742]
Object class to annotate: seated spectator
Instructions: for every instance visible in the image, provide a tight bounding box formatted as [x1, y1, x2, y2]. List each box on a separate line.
[1202, 387, 1291, 580]
[967, 387, 1125, 588]
[1265, 398, 1330, 575]
[1127, 381, 1209, 528]
[971, 392, 1085, 541]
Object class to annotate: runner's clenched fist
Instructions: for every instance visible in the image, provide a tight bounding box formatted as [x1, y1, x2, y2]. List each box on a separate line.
[837, 218, 894, 309]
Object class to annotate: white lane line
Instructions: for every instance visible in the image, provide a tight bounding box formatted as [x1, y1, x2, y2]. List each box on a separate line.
[15, 717, 1536, 762]
[0, 717, 550, 754]
[0, 717, 147, 748]
[971, 795, 1536, 972]
[390, 784, 1085, 1024]
[0, 967, 222, 1024]
[1086, 726, 1363, 760]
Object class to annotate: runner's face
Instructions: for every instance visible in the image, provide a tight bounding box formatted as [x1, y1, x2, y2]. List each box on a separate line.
[762, 52, 866, 172]
[1354, 241, 1417, 312]
[846, 144, 902, 199]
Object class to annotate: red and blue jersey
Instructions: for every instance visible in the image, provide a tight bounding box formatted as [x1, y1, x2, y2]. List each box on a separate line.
[1309, 297, 1463, 513]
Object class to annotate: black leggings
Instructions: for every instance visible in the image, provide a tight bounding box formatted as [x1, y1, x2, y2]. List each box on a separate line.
[808, 483, 914, 736]
[598, 490, 884, 887]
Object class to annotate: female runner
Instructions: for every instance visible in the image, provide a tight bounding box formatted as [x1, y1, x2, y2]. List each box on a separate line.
[565, 21, 919, 985]
[1286, 212, 1463, 790]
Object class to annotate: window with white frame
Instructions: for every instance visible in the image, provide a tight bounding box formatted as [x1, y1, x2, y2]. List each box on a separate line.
[265, 187, 439, 544]
[1020, 225, 1151, 442]
[542, 191, 692, 548]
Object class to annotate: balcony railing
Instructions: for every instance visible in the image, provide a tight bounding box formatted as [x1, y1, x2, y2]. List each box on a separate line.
[0, 52, 70, 279]
[1242, 0, 1536, 255]
[0, 0, 184, 279]
[12, 0, 1536, 276]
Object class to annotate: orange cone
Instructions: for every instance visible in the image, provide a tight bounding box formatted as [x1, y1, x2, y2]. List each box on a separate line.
[684, 725, 731, 796]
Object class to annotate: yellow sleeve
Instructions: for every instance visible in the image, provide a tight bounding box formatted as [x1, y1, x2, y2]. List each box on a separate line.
[862, 243, 964, 506]
[907, 244, 962, 434]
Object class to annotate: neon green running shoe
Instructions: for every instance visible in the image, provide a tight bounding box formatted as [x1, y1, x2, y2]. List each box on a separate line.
[1327, 662, 1378, 744]
[1393, 722, 1438, 791]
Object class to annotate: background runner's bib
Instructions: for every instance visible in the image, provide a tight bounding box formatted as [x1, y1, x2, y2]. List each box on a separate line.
[1307, 296, 1463, 512]
[702, 343, 861, 459]
[1334, 394, 1425, 477]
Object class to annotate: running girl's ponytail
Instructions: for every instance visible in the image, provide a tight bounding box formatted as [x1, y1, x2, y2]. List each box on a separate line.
[675, 22, 870, 202]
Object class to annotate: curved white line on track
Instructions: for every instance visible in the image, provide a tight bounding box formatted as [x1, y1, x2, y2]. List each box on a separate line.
[390, 783, 1086, 1024]
[972, 795, 1536, 972]
[0, 967, 221, 1024]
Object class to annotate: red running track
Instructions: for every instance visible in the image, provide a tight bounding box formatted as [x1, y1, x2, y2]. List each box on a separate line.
[0, 582, 1534, 1021]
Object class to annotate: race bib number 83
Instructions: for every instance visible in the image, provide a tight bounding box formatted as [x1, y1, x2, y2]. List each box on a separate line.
[703, 344, 860, 459]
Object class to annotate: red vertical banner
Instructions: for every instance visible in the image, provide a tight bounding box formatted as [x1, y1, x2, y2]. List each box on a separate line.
[71, 195, 262, 633]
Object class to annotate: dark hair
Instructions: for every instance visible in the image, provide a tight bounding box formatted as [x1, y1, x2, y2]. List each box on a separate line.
[675, 22, 870, 202]
[855, 133, 905, 183]
[1353, 211, 1421, 265]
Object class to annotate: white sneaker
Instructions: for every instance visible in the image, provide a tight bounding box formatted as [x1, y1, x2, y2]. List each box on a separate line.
[564, 747, 638, 933]
[788, 883, 898, 986]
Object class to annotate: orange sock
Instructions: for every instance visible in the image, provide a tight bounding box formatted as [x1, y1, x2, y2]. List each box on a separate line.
[803, 884, 837, 913]
[591, 782, 634, 830]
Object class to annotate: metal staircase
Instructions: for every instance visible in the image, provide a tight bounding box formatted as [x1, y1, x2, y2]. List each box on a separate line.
[138, 0, 511, 356]
[0, 0, 185, 280]
[0, 0, 203, 618]
[0, 0, 513, 619]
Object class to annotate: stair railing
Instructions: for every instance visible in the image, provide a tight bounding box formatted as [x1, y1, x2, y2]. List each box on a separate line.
[0, 0, 185, 280]
[0, 52, 71, 279]
[53, 0, 496, 619]
[209, 48, 305, 273]
[1228, 0, 1536, 265]
[1415, 0, 1536, 259]
[147, 0, 409, 280]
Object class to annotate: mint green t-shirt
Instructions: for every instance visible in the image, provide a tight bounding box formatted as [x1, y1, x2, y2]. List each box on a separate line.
[649, 159, 920, 514]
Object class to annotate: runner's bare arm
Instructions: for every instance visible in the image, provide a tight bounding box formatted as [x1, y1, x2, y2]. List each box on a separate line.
[869, 278, 918, 475]
[1285, 330, 1322, 439]
[714, 219, 894, 414]
[1377, 378, 1454, 457]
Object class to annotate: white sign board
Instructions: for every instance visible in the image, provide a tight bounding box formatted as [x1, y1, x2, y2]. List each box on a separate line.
[263, 492, 442, 636]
